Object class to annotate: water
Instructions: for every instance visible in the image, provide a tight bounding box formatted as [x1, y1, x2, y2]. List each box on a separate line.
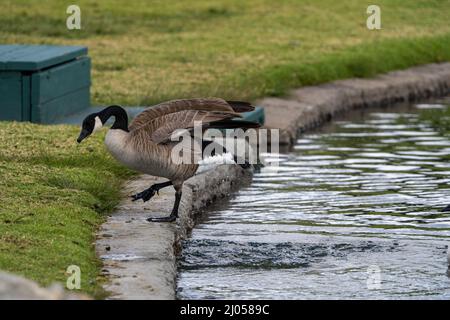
[177, 101, 450, 299]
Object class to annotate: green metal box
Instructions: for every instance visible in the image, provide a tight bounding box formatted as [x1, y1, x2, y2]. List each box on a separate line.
[0, 45, 90, 123]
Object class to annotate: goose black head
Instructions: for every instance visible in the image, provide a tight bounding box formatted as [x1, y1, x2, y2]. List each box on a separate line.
[77, 113, 103, 143]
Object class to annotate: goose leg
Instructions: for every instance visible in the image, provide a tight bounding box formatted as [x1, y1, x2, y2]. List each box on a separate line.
[147, 185, 182, 223]
[131, 181, 172, 202]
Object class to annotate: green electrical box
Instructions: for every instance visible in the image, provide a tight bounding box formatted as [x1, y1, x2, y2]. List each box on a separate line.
[0, 45, 90, 123]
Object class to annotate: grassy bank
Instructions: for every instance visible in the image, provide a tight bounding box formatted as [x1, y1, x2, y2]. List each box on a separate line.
[0, 123, 133, 297]
[1, 0, 450, 105]
[1, 0, 450, 296]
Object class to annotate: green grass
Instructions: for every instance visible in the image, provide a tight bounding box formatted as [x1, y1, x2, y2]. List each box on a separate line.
[0, 123, 133, 297]
[1, 0, 450, 105]
[1, 0, 450, 297]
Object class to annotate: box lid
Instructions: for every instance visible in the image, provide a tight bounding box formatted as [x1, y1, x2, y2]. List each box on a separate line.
[0, 45, 87, 71]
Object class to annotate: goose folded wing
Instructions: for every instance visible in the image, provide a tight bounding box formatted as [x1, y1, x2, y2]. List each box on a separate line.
[148, 110, 240, 144]
[129, 98, 247, 131]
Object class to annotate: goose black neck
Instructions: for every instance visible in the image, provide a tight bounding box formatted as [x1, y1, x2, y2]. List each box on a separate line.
[99, 105, 129, 131]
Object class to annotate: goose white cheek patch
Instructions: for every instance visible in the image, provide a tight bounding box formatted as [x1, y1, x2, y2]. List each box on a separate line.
[93, 116, 103, 132]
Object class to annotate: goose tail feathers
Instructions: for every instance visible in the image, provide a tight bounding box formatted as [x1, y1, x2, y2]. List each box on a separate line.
[226, 100, 255, 113]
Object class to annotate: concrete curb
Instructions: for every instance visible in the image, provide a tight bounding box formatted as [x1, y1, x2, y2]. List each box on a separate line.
[259, 62, 450, 146]
[96, 165, 251, 300]
[96, 62, 450, 300]
[0, 271, 90, 300]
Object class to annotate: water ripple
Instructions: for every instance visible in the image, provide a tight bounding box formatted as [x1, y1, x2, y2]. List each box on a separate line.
[178, 103, 450, 299]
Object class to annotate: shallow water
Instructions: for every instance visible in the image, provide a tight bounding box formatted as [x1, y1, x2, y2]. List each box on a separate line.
[177, 101, 450, 299]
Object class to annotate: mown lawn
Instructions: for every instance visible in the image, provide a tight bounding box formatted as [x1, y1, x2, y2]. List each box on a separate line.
[1, 0, 450, 297]
[0, 123, 133, 297]
[1, 0, 450, 105]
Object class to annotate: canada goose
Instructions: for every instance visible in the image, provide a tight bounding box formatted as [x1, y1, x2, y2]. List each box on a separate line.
[77, 98, 260, 222]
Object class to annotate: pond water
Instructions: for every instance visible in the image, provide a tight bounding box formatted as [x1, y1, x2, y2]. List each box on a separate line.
[177, 100, 450, 299]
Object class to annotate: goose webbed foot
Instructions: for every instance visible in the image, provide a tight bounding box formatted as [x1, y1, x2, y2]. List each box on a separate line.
[131, 181, 173, 202]
[146, 214, 177, 223]
[131, 188, 156, 202]
[146, 187, 182, 223]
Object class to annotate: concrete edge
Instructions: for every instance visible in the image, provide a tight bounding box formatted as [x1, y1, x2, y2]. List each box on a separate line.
[96, 62, 450, 300]
[0, 271, 91, 300]
[259, 62, 450, 146]
[96, 165, 251, 300]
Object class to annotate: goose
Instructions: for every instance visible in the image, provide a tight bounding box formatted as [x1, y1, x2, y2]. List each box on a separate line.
[77, 98, 260, 222]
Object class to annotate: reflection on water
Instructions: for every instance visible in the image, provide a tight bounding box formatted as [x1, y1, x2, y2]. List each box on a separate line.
[177, 101, 450, 299]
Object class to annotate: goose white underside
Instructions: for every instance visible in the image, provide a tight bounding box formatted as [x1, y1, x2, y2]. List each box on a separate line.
[197, 153, 235, 173]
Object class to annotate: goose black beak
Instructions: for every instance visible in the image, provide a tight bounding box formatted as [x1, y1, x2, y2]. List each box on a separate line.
[77, 129, 90, 143]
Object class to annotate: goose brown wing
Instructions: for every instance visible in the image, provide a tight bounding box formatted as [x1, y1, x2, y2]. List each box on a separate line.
[129, 98, 243, 131]
[144, 110, 239, 144]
